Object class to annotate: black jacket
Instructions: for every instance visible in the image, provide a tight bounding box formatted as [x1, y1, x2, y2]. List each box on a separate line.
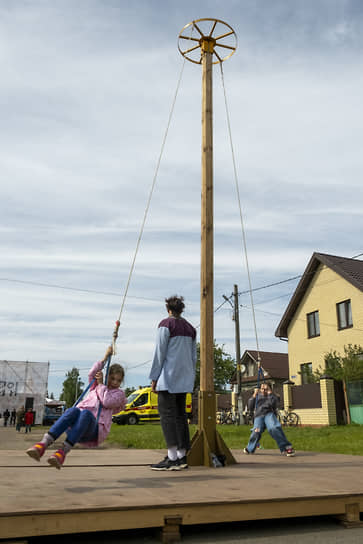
[247, 393, 279, 418]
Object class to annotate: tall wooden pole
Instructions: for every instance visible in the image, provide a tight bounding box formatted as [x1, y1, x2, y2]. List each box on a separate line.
[178, 18, 237, 466]
[187, 36, 236, 466]
[200, 41, 214, 393]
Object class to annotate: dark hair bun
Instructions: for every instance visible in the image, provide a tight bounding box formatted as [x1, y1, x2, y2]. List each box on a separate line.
[165, 295, 185, 316]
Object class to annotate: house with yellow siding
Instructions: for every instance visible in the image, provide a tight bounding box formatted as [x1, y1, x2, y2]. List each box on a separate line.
[275, 252, 363, 384]
[272, 253, 363, 426]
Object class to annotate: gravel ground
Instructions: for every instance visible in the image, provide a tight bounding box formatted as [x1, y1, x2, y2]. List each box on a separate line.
[0, 425, 117, 450]
[0, 425, 47, 449]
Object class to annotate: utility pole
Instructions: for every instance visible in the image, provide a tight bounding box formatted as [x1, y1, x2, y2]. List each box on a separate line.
[224, 285, 243, 424]
[178, 18, 237, 466]
[233, 284, 244, 424]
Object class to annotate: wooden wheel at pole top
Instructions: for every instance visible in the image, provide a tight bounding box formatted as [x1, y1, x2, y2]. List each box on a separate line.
[178, 18, 237, 65]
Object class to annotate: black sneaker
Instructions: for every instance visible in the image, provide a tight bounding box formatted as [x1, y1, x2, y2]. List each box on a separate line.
[177, 456, 188, 469]
[150, 456, 180, 471]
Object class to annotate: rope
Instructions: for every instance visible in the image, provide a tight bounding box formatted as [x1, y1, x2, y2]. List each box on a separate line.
[74, 32, 192, 407]
[219, 62, 261, 361]
[73, 354, 112, 421]
[115, 56, 188, 333]
[257, 365, 265, 388]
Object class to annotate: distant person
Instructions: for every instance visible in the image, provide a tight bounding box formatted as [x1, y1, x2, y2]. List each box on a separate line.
[3, 408, 10, 427]
[149, 295, 197, 471]
[243, 382, 295, 457]
[24, 409, 34, 433]
[16, 406, 25, 432]
[26, 346, 126, 469]
[10, 408, 16, 425]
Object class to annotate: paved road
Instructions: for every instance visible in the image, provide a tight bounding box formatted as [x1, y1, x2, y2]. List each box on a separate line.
[0, 425, 48, 449]
[0, 425, 118, 450]
[2, 427, 362, 543]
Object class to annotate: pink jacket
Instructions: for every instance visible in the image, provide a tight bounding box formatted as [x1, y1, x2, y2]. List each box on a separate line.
[77, 360, 126, 447]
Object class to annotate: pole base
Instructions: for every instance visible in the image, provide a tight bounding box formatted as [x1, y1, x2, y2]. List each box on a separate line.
[187, 390, 236, 467]
[187, 428, 236, 467]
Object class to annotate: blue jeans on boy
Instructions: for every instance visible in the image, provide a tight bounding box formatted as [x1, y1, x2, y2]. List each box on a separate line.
[246, 412, 291, 453]
[49, 407, 98, 445]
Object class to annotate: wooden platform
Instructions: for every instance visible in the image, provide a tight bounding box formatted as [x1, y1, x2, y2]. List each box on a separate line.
[1, 448, 363, 542]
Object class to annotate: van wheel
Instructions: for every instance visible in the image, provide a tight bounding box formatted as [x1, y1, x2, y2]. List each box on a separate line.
[127, 414, 139, 425]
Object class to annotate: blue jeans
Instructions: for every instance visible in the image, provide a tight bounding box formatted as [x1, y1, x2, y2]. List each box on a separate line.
[246, 412, 291, 453]
[49, 407, 98, 445]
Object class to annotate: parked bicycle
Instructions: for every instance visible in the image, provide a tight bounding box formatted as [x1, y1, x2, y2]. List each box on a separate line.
[243, 410, 254, 426]
[217, 408, 240, 425]
[277, 408, 300, 427]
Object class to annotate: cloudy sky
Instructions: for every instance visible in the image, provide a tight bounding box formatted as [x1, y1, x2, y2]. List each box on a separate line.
[1, 1, 363, 397]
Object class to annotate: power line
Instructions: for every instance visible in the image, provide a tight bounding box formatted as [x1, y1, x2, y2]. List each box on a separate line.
[216, 275, 302, 311]
[239, 275, 302, 296]
[2, 252, 362, 317]
[221, 251, 363, 306]
[0, 278, 162, 304]
[127, 359, 151, 369]
[48, 357, 152, 374]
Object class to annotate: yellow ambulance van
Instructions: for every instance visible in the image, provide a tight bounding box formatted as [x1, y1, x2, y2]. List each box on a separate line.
[112, 386, 192, 425]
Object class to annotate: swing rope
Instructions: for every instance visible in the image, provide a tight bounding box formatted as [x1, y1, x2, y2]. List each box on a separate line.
[257, 365, 265, 388]
[219, 62, 261, 369]
[115, 49, 190, 330]
[74, 49, 189, 410]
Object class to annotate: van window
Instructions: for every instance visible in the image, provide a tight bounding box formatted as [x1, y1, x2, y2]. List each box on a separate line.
[127, 393, 139, 404]
[133, 393, 148, 407]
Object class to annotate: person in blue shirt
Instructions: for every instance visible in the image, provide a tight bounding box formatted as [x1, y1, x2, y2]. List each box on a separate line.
[149, 295, 197, 471]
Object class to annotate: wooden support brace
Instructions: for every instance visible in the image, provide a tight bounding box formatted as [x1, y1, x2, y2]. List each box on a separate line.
[160, 515, 182, 543]
[337, 502, 362, 528]
[188, 391, 236, 467]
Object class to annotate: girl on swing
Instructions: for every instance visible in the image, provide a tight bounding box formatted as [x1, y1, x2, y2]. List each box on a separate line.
[26, 346, 126, 469]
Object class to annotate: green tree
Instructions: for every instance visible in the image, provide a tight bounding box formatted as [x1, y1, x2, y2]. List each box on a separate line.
[124, 386, 136, 398]
[314, 344, 363, 425]
[59, 368, 84, 408]
[194, 342, 236, 393]
[314, 344, 363, 382]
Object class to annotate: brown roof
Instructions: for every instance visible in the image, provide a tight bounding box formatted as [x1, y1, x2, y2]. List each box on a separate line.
[275, 252, 363, 339]
[231, 350, 289, 383]
[245, 350, 289, 379]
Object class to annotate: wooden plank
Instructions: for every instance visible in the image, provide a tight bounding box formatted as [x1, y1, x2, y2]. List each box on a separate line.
[0, 495, 362, 539]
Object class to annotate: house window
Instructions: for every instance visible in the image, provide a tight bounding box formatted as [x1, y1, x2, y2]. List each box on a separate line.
[300, 363, 313, 384]
[307, 311, 320, 338]
[337, 299, 353, 330]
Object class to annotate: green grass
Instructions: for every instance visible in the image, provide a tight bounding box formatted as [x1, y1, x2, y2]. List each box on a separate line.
[106, 422, 363, 455]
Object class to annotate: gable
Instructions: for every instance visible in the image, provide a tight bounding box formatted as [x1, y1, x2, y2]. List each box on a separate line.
[275, 253, 363, 339]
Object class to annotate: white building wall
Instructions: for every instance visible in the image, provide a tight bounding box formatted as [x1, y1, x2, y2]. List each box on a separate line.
[0, 360, 49, 424]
